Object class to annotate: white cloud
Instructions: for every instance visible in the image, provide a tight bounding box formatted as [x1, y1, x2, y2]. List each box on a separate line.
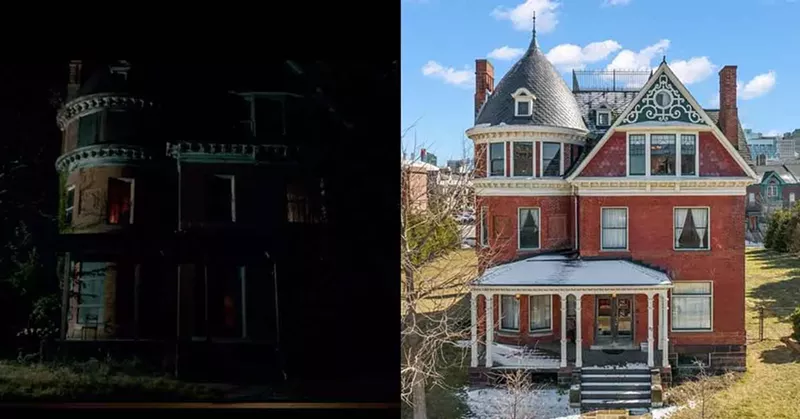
[488, 46, 525, 61]
[603, 0, 631, 5]
[669, 57, 715, 85]
[545, 40, 622, 71]
[740, 71, 776, 100]
[421, 61, 473, 86]
[491, 0, 560, 33]
[606, 39, 670, 71]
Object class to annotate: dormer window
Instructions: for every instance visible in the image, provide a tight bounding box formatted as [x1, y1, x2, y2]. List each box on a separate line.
[597, 110, 611, 127]
[511, 88, 535, 117]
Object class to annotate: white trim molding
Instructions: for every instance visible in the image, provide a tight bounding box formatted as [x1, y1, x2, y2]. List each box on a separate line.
[600, 206, 629, 252]
[487, 141, 507, 178]
[56, 144, 156, 173]
[573, 177, 753, 196]
[517, 207, 542, 251]
[56, 93, 160, 130]
[670, 281, 713, 333]
[475, 178, 572, 197]
[467, 125, 588, 145]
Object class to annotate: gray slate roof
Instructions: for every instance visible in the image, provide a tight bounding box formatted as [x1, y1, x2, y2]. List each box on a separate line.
[475, 40, 587, 132]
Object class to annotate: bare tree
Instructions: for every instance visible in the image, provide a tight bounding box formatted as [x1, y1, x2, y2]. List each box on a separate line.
[666, 360, 738, 419]
[400, 126, 502, 418]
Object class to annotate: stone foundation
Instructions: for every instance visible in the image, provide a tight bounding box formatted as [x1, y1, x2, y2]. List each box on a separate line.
[557, 366, 574, 388]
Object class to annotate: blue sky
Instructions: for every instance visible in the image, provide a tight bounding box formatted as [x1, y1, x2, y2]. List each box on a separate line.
[401, 0, 800, 164]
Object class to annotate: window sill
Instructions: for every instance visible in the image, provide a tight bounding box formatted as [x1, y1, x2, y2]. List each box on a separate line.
[529, 330, 553, 337]
[673, 248, 711, 252]
[670, 329, 713, 333]
[600, 248, 629, 253]
[518, 248, 541, 252]
[496, 329, 520, 336]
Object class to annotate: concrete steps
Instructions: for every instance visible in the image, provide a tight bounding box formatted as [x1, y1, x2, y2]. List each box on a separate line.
[580, 368, 652, 411]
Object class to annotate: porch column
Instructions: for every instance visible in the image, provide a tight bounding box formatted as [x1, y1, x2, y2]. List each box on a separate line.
[647, 292, 654, 368]
[575, 294, 582, 368]
[560, 294, 567, 368]
[662, 292, 670, 368]
[485, 293, 494, 367]
[471, 292, 478, 367]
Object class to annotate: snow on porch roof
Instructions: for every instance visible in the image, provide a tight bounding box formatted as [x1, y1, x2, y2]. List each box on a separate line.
[474, 254, 671, 288]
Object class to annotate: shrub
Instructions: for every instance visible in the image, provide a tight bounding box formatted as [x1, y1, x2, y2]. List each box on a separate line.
[405, 213, 460, 266]
[791, 307, 800, 342]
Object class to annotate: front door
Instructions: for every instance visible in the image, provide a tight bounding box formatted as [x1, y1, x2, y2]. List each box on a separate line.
[595, 295, 634, 347]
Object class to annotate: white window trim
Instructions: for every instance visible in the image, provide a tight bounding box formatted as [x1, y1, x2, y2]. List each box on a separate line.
[498, 294, 521, 332]
[511, 88, 535, 117]
[670, 281, 714, 333]
[510, 140, 536, 178]
[528, 294, 554, 334]
[767, 184, 778, 198]
[214, 174, 237, 222]
[673, 206, 711, 251]
[487, 142, 507, 178]
[540, 141, 563, 178]
[626, 132, 700, 177]
[600, 206, 629, 252]
[517, 207, 542, 251]
[65, 185, 76, 222]
[480, 206, 489, 248]
[597, 110, 611, 127]
[791, 192, 796, 203]
[749, 192, 755, 203]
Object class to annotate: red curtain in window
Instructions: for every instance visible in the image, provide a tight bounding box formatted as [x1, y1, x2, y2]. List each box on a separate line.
[108, 178, 131, 225]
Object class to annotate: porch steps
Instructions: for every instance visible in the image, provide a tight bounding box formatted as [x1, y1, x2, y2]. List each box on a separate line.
[580, 368, 652, 411]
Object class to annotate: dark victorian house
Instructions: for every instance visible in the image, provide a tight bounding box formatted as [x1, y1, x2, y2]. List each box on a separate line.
[52, 60, 361, 387]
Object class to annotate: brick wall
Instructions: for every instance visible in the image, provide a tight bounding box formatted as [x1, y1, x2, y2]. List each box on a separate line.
[699, 132, 746, 176]
[579, 133, 627, 177]
[579, 195, 746, 346]
[476, 195, 574, 266]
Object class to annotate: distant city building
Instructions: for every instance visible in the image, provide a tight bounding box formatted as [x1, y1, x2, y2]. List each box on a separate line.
[420, 149, 437, 166]
[747, 132, 781, 163]
[446, 158, 473, 174]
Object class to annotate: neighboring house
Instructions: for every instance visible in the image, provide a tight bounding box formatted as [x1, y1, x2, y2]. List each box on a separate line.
[465, 26, 757, 409]
[54, 61, 337, 382]
[402, 158, 440, 213]
[745, 164, 800, 241]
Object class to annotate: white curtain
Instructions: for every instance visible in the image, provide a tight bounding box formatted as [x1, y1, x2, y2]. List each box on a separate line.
[501, 295, 520, 330]
[674, 208, 688, 248]
[602, 208, 627, 249]
[529, 295, 551, 331]
[673, 296, 711, 330]
[693, 208, 709, 248]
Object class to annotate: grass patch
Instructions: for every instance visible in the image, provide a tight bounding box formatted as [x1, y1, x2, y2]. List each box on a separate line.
[402, 248, 478, 315]
[668, 248, 800, 418]
[0, 358, 224, 401]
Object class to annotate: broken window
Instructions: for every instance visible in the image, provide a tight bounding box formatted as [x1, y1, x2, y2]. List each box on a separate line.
[207, 175, 236, 223]
[75, 262, 106, 325]
[107, 178, 134, 225]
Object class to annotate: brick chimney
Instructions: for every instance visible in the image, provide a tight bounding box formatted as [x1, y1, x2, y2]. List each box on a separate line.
[420, 148, 427, 161]
[67, 60, 82, 101]
[475, 59, 494, 118]
[718, 65, 739, 150]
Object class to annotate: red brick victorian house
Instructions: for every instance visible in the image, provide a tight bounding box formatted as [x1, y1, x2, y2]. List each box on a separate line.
[467, 29, 757, 409]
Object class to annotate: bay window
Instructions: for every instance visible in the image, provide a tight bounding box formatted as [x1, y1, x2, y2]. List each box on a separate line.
[489, 143, 505, 177]
[672, 282, 712, 331]
[675, 207, 710, 250]
[529, 295, 552, 333]
[541, 142, 561, 177]
[512, 141, 534, 177]
[500, 295, 520, 331]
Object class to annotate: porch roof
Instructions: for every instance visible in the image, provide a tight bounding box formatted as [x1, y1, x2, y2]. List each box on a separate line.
[473, 254, 671, 288]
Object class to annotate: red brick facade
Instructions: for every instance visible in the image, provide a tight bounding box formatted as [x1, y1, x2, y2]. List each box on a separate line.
[698, 132, 747, 177]
[580, 133, 627, 177]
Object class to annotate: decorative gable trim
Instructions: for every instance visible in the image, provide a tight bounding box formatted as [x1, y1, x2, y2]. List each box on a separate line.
[762, 171, 786, 185]
[619, 73, 704, 125]
[567, 62, 759, 182]
[511, 88, 536, 100]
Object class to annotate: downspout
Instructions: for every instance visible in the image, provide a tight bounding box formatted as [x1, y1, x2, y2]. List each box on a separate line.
[573, 185, 579, 253]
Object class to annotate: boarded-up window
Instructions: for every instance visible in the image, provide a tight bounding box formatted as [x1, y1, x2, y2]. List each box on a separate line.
[493, 215, 512, 239]
[549, 215, 567, 241]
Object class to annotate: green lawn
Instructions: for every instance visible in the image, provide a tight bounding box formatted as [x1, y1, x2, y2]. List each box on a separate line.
[402, 248, 478, 314]
[670, 248, 800, 418]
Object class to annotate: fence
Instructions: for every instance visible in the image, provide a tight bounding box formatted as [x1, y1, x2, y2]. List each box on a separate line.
[752, 305, 797, 342]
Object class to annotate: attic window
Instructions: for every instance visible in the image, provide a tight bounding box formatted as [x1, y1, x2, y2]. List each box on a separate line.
[597, 110, 611, 127]
[511, 88, 535, 117]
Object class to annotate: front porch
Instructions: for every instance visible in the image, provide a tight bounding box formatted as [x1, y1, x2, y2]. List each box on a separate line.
[468, 254, 674, 380]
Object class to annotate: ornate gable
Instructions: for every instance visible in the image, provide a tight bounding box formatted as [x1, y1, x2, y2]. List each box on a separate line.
[619, 73, 705, 125]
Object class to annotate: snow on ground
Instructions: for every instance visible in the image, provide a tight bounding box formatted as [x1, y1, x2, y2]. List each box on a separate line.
[492, 343, 560, 368]
[465, 387, 683, 418]
[746, 240, 765, 248]
[582, 362, 649, 370]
